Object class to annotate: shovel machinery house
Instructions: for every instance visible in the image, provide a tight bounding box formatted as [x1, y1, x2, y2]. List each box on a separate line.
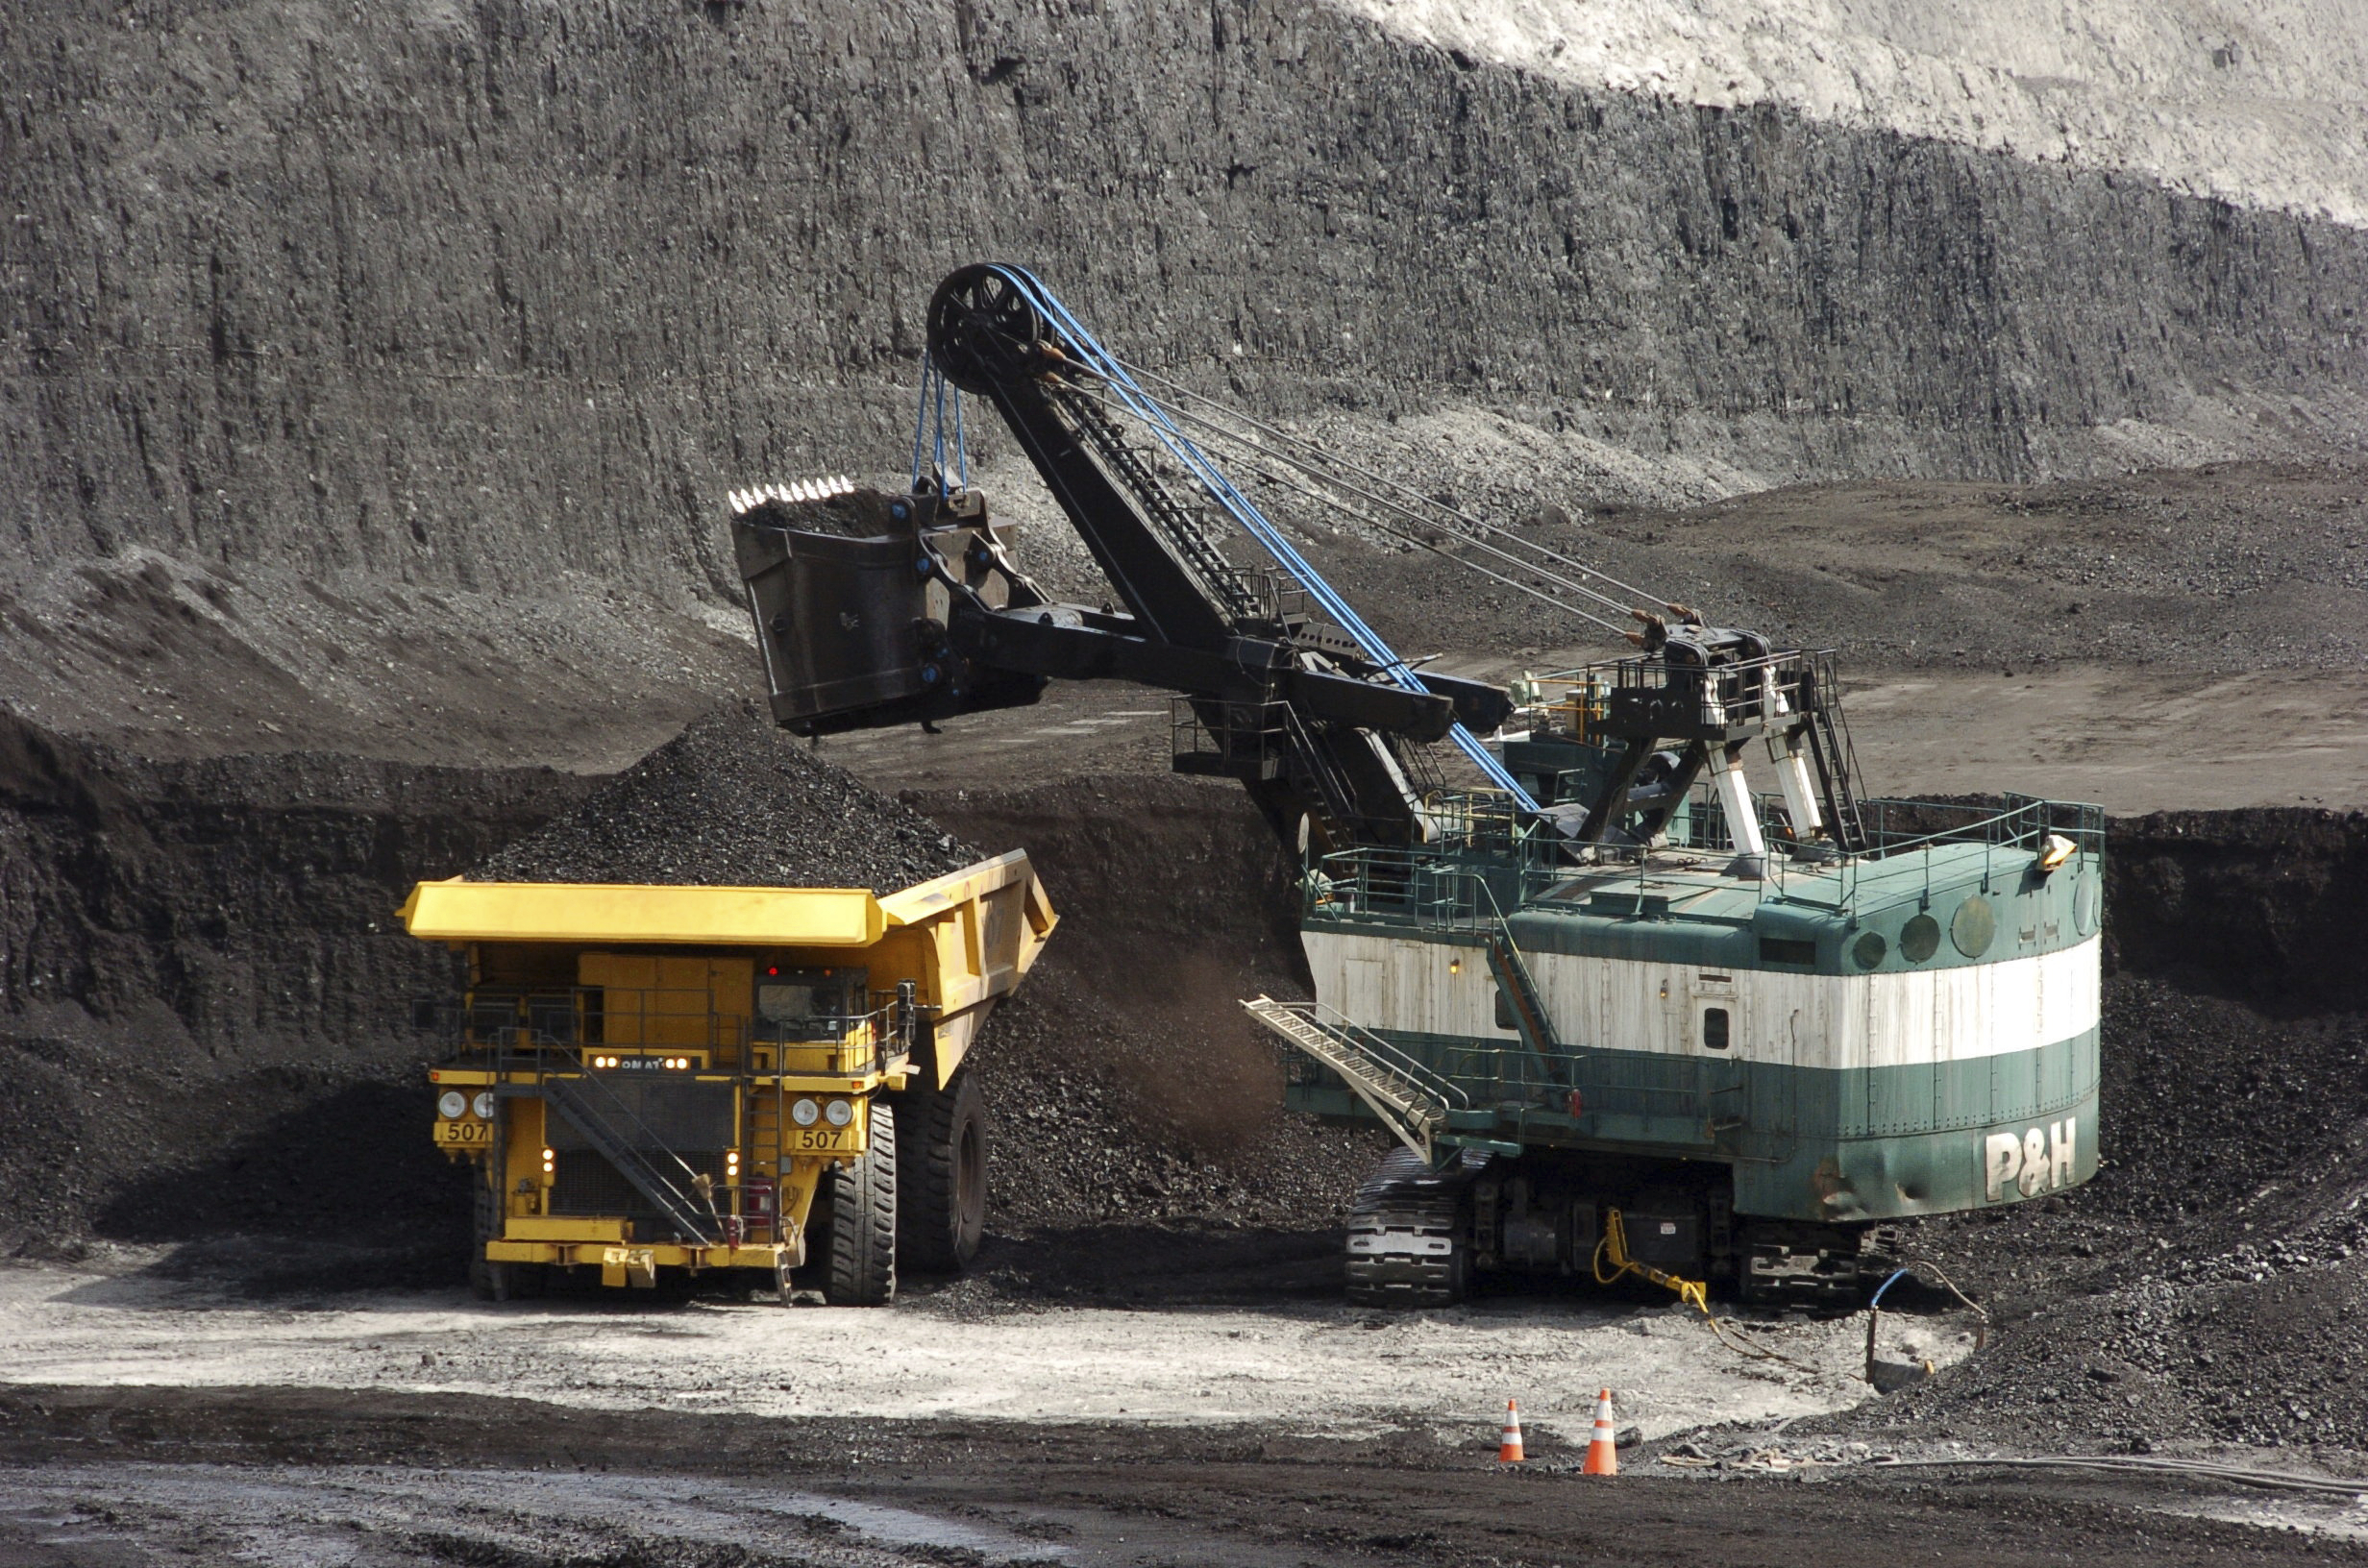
[727, 262, 2103, 1309]
[405, 852, 1053, 1302]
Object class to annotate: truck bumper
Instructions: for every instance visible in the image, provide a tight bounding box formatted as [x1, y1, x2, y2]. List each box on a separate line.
[484, 1239, 800, 1287]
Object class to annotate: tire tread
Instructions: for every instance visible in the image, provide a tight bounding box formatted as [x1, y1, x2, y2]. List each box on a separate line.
[825, 1101, 898, 1306]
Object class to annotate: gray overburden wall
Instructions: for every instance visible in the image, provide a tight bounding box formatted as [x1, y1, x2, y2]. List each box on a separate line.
[5, 1, 2364, 600]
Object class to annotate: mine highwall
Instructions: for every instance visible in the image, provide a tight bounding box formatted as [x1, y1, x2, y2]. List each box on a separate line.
[5, 1, 2364, 599]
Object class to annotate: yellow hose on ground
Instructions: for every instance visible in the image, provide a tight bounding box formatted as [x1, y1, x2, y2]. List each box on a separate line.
[1594, 1208, 1827, 1375]
[1592, 1208, 1710, 1313]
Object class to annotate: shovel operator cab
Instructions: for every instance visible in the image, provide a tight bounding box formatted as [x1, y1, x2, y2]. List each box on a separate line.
[403, 852, 1054, 1302]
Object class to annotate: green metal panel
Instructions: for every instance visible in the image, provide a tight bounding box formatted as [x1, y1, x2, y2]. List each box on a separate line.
[1865, 1059, 1934, 1138]
[1285, 1026, 2100, 1222]
[1730, 1072, 2098, 1221]
[1306, 843, 2104, 982]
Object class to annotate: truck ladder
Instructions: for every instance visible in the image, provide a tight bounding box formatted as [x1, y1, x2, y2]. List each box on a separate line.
[539, 1068, 721, 1245]
[1244, 995, 1465, 1164]
[749, 1076, 787, 1248]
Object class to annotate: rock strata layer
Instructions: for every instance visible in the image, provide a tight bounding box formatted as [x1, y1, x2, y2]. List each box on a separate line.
[6, 1, 2363, 606]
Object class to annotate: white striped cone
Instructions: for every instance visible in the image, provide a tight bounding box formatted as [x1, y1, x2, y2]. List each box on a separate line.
[1496, 1398, 1524, 1463]
[1582, 1388, 1617, 1476]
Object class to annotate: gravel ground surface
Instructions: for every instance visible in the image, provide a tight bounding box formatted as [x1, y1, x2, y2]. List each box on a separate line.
[0, 1251, 1934, 1441]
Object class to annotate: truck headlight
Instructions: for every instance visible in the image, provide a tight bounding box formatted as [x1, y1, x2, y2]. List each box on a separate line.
[791, 1097, 821, 1127]
[824, 1097, 854, 1128]
[471, 1091, 496, 1120]
[437, 1090, 466, 1119]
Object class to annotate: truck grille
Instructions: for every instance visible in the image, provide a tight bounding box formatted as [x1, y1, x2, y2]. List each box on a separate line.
[550, 1149, 729, 1221]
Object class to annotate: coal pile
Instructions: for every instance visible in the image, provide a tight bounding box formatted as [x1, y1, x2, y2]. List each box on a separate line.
[969, 961, 1387, 1239]
[474, 702, 977, 892]
[917, 776, 1389, 1252]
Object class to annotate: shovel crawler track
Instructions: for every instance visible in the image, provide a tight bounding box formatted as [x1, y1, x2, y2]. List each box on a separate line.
[1345, 1148, 1482, 1308]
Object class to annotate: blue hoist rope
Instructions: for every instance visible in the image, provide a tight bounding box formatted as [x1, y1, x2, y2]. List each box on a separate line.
[987, 264, 1540, 812]
[934, 370, 950, 491]
[908, 355, 972, 496]
[953, 379, 968, 491]
[908, 356, 936, 491]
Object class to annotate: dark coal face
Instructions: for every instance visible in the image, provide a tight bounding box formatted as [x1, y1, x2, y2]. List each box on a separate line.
[473, 702, 978, 893]
[0, 711, 589, 1260]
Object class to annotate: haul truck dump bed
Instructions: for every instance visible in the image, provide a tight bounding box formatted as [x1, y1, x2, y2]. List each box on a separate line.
[402, 850, 1054, 1303]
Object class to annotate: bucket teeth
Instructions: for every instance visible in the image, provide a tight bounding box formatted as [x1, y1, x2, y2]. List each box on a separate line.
[727, 474, 858, 515]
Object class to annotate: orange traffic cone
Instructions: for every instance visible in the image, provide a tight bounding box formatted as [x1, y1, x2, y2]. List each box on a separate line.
[1496, 1398, 1525, 1463]
[1582, 1388, 1618, 1476]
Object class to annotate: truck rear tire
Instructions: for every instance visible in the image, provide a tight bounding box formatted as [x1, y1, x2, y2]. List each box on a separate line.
[823, 1101, 898, 1306]
[898, 1067, 987, 1274]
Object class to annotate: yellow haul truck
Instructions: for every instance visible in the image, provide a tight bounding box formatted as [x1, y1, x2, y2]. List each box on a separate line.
[400, 850, 1054, 1303]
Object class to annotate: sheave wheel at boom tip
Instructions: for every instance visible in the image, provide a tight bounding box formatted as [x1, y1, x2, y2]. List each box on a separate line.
[927, 265, 1048, 394]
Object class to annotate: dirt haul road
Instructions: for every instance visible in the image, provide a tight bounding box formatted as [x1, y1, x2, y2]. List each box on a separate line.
[6, 1384, 2366, 1567]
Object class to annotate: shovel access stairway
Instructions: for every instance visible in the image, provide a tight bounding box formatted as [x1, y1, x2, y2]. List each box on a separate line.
[1481, 925, 1572, 1090]
[1244, 995, 1467, 1164]
[1480, 919, 1557, 1055]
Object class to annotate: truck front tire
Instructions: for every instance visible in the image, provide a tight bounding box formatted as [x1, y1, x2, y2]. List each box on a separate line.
[469, 1174, 544, 1302]
[823, 1100, 898, 1306]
